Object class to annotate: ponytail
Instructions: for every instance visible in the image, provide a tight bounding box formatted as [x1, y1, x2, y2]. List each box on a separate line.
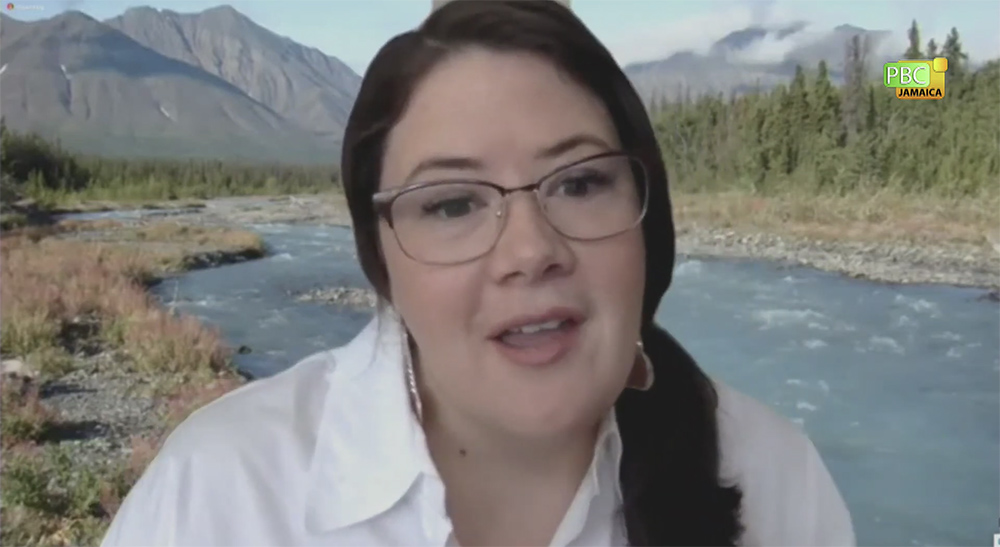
[615, 324, 744, 545]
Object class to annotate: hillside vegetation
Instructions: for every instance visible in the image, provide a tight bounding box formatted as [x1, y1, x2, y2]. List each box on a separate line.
[0, 121, 340, 210]
[650, 25, 997, 199]
[650, 25, 998, 245]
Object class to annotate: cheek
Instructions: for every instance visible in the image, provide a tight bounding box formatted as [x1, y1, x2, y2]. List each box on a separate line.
[581, 230, 645, 315]
[380, 228, 481, 344]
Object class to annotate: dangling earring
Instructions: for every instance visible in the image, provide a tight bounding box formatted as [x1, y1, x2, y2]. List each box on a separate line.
[385, 305, 424, 422]
[404, 336, 424, 423]
[626, 340, 655, 391]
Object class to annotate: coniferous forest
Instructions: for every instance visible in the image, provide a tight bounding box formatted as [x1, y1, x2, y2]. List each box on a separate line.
[0, 124, 341, 206]
[650, 25, 998, 198]
[0, 21, 996, 208]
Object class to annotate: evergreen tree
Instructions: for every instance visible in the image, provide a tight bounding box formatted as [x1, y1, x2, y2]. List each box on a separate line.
[904, 20, 923, 59]
[842, 34, 871, 142]
[811, 60, 842, 143]
[927, 38, 939, 58]
[941, 27, 969, 76]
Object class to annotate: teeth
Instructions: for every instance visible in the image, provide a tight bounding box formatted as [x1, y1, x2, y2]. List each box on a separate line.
[511, 319, 564, 335]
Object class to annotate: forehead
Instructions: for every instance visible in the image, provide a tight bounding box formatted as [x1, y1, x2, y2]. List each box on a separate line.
[381, 48, 619, 186]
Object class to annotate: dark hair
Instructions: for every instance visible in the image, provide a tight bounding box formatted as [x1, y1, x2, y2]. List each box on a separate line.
[341, 1, 743, 544]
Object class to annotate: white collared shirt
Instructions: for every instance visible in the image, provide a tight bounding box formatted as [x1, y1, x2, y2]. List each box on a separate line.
[102, 314, 855, 547]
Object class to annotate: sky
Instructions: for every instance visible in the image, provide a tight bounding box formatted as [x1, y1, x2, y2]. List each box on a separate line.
[5, 0, 999, 75]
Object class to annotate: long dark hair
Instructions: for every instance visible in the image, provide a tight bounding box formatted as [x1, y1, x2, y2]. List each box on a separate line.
[341, 1, 743, 544]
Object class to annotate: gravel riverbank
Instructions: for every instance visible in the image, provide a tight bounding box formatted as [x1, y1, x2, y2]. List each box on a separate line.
[291, 286, 379, 308]
[37, 350, 160, 470]
[676, 228, 999, 291]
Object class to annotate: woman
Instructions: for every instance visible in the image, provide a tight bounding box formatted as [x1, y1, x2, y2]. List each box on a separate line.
[102, 1, 855, 545]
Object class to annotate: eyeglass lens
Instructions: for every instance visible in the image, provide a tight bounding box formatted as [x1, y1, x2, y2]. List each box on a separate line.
[386, 154, 646, 264]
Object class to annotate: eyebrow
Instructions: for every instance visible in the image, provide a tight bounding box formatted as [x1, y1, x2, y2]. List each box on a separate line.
[536, 133, 613, 159]
[402, 132, 613, 184]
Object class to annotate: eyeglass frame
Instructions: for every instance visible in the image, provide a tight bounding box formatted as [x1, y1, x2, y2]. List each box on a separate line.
[371, 150, 651, 265]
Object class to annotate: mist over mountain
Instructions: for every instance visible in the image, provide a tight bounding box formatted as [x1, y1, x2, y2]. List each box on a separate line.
[623, 22, 897, 103]
[0, 5, 926, 163]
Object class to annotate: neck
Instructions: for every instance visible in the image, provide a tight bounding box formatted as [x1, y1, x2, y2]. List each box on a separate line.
[423, 397, 602, 478]
[420, 391, 605, 546]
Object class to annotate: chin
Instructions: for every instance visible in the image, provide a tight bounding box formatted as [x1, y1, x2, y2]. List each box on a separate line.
[477, 352, 623, 438]
[494, 391, 605, 440]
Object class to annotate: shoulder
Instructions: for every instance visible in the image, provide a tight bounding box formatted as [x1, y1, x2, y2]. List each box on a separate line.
[101, 316, 399, 546]
[101, 349, 342, 546]
[146, 313, 391, 466]
[158, 349, 335, 458]
[713, 380, 856, 547]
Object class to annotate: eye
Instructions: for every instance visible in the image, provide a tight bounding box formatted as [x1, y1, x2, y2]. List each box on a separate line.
[422, 197, 478, 218]
[554, 172, 613, 198]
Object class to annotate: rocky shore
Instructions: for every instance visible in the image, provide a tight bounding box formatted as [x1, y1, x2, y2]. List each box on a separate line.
[675, 228, 999, 291]
[291, 286, 379, 308]
[3, 350, 160, 470]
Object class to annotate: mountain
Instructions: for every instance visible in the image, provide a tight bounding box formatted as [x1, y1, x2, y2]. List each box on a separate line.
[624, 22, 895, 103]
[0, 7, 360, 164]
[0, 5, 915, 163]
[104, 6, 360, 142]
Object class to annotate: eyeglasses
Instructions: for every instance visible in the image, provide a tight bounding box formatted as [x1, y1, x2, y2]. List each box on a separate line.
[372, 151, 649, 265]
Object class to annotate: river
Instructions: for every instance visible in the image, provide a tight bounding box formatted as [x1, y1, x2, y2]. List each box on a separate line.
[134, 220, 998, 546]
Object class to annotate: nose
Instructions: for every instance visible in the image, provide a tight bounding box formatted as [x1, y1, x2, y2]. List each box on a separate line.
[487, 191, 576, 285]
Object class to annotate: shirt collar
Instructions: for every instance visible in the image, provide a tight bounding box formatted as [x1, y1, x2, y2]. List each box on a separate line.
[304, 311, 624, 535]
[593, 408, 624, 501]
[304, 310, 426, 533]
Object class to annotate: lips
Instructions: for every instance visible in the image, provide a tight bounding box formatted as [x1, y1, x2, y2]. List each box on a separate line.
[488, 307, 586, 367]
[488, 307, 586, 340]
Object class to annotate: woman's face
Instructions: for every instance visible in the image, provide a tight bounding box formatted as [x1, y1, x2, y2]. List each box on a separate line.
[379, 48, 646, 439]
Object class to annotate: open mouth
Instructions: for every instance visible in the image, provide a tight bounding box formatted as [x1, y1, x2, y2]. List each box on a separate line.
[496, 318, 578, 347]
[489, 309, 584, 366]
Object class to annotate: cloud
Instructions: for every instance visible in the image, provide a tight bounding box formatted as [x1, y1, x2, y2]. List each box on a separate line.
[871, 31, 908, 60]
[723, 31, 816, 64]
[602, 2, 755, 65]
[604, 0, 998, 68]
[601, 0, 823, 65]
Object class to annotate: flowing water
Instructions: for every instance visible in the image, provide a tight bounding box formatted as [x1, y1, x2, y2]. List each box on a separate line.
[97, 216, 995, 546]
